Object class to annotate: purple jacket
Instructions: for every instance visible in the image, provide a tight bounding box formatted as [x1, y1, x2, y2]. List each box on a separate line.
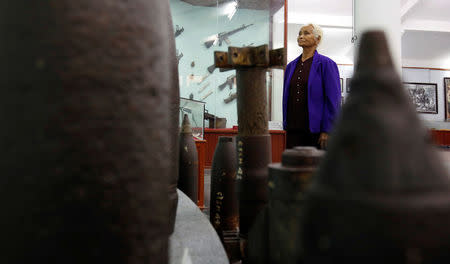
[283, 50, 340, 133]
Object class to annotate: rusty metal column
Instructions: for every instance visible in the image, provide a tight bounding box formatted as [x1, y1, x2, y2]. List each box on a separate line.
[236, 66, 271, 262]
[215, 45, 284, 262]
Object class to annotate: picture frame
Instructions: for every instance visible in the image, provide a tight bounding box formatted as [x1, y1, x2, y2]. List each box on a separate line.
[444, 78, 450, 121]
[346, 78, 351, 93]
[403, 82, 438, 114]
[340, 78, 343, 93]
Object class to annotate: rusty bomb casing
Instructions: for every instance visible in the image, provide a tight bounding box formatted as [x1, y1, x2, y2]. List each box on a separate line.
[168, 17, 181, 235]
[248, 147, 324, 264]
[0, 0, 177, 263]
[210, 136, 240, 262]
[178, 114, 199, 203]
[268, 147, 324, 263]
[214, 45, 285, 262]
[300, 31, 450, 263]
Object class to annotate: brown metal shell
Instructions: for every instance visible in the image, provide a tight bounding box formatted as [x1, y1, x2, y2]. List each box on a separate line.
[248, 147, 324, 264]
[210, 137, 239, 233]
[178, 115, 199, 203]
[0, 0, 175, 263]
[168, 10, 181, 235]
[210, 136, 240, 262]
[268, 147, 323, 264]
[236, 135, 271, 237]
[301, 31, 450, 262]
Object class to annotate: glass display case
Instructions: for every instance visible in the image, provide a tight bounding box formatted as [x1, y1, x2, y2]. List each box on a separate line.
[170, 0, 285, 127]
[180, 97, 206, 140]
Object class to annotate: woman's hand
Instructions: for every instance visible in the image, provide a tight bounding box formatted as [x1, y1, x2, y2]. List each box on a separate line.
[318, 132, 328, 149]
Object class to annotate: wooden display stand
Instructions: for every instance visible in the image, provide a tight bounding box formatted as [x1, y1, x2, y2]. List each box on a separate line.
[430, 129, 450, 146]
[194, 139, 206, 209]
[204, 128, 286, 168]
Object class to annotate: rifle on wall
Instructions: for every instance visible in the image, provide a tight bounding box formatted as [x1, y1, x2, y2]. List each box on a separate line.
[207, 63, 216, 73]
[204, 23, 253, 49]
[176, 49, 183, 64]
[201, 90, 213, 101]
[174, 25, 184, 38]
[218, 74, 236, 90]
[224, 92, 237, 104]
[199, 73, 210, 84]
[208, 63, 233, 73]
[198, 82, 210, 93]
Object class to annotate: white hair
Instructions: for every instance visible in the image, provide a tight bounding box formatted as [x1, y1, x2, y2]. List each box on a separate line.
[306, 23, 323, 45]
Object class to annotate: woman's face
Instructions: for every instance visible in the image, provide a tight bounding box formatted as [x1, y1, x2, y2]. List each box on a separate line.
[297, 25, 320, 48]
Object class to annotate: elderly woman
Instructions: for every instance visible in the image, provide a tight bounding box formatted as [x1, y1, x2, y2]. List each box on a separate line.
[283, 23, 340, 149]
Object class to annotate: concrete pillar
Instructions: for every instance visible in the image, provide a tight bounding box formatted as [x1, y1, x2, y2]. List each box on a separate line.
[354, 0, 402, 74]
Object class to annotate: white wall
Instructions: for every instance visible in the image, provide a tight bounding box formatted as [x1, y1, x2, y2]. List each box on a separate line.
[335, 66, 450, 128]
[287, 24, 353, 64]
[354, 0, 402, 74]
[271, 6, 285, 123]
[402, 68, 450, 127]
[402, 30, 450, 69]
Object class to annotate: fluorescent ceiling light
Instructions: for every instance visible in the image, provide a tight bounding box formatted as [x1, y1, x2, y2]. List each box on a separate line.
[220, 0, 238, 20]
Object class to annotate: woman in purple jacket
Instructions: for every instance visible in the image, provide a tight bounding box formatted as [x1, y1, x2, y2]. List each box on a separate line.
[283, 23, 340, 149]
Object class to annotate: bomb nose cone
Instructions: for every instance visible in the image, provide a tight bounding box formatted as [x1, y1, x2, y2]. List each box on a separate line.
[181, 114, 192, 134]
[300, 30, 450, 260]
[355, 30, 394, 71]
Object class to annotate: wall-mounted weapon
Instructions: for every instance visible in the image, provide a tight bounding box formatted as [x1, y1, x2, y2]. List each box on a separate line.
[219, 74, 236, 90]
[175, 25, 184, 38]
[176, 49, 183, 64]
[207, 63, 216, 73]
[201, 90, 213, 101]
[224, 92, 237, 104]
[199, 73, 210, 84]
[204, 24, 254, 49]
[208, 63, 233, 74]
[199, 82, 210, 93]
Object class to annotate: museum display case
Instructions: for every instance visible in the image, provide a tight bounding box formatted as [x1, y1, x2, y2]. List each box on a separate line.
[170, 0, 285, 128]
[179, 97, 206, 140]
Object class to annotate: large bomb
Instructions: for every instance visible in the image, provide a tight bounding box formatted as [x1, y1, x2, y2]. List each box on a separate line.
[210, 136, 240, 262]
[300, 31, 450, 263]
[248, 147, 324, 264]
[178, 114, 199, 203]
[0, 1, 177, 263]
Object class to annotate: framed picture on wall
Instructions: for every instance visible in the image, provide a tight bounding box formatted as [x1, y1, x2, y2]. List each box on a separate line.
[444, 78, 450, 121]
[346, 78, 351, 92]
[340, 78, 343, 93]
[403, 82, 438, 114]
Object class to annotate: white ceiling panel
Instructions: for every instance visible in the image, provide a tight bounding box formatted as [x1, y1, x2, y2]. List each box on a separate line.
[405, 0, 450, 21]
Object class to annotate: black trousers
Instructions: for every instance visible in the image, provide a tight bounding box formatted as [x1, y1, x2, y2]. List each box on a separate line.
[286, 130, 320, 149]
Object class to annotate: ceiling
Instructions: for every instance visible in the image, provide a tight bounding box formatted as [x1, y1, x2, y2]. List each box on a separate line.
[288, 0, 450, 29]
[402, 0, 450, 22]
[287, 0, 450, 67]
